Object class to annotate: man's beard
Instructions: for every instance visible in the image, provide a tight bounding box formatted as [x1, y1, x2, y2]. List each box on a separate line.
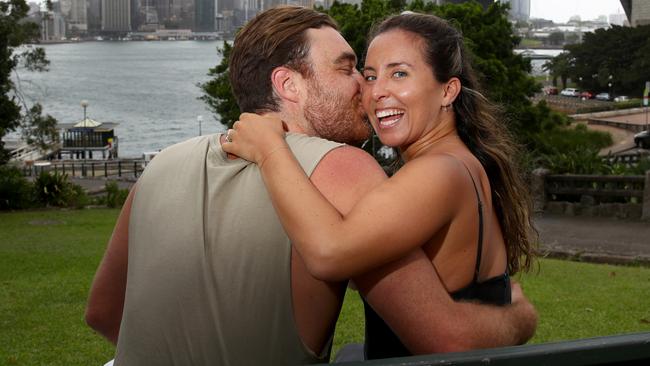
[303, 80, 371, 146]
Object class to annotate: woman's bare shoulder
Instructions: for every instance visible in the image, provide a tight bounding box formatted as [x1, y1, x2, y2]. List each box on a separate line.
[396, 151, 468, 180]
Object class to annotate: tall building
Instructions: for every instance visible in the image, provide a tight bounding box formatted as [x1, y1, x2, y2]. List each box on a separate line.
[41, 11, 67, 41]
[195, 0, 216, 31]
[609, 12, 627, 26]
[87, 0, 103, 31]
[620, 0, 650, 26]
[60, 0, 88, 31]
[102, 0, 132, 31]
[500, 0, 530, 21]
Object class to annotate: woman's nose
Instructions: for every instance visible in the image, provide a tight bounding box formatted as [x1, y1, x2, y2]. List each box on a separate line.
[370, 78, 388, 101]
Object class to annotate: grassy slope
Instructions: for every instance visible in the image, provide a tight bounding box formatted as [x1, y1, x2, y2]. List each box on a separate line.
[1, 209, 118, 365]
[1, 209, 649, 364]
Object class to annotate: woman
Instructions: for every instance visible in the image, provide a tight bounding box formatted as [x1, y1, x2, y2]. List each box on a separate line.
[223, 13, 536, 358]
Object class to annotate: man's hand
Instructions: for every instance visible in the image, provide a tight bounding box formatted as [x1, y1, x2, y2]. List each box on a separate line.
[509, 280, 538, 345]
[356, 251, 539, 354]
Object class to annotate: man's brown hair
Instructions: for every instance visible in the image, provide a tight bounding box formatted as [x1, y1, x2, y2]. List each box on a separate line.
[229, 6, 338, 113]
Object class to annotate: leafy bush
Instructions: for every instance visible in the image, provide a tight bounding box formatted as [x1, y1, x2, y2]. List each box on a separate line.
[104, 181, 129, 208]
[0, 165, 34, 210]
[33, 171, 87, 208]
[526, 122, 614, 174]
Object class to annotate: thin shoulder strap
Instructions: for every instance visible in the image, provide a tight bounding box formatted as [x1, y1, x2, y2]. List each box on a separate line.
[442, 153, 484, 283]
[462, 164, 484, 283]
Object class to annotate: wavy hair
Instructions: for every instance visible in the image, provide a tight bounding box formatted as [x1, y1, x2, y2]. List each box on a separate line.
[369, 13, 536, 273]
[229, 6, 337, 113]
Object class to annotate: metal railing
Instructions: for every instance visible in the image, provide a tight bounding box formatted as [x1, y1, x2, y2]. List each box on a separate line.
[23, 159, 146, 179]
[545, 174, 645, 203]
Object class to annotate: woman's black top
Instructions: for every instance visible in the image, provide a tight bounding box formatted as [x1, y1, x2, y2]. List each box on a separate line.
[362, 164, 511, 360]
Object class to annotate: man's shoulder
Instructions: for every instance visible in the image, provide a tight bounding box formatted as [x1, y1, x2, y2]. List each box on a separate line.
[138, 135, 214, 181]
[319, 145, 384, 175]
[311, 145, 387, 212]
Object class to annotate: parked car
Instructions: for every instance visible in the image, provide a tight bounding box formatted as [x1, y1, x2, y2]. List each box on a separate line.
[634, 130, 650, 149]
[560, 88, 580, 97]
[595, 92, 611, 101]
[579, 91, 594, 99]
[614, 95, 629, 102]
[543, 86, 559, 95]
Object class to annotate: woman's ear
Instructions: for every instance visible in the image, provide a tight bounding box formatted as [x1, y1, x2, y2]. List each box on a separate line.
[271, 67, 300, 104]
[442, 77, 461, 106]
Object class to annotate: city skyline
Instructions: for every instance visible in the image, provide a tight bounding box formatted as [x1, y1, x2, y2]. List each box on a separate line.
[530, 0, 625, 23]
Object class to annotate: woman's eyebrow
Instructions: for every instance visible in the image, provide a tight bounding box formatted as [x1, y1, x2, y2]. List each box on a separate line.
[386, 62, 413, 68]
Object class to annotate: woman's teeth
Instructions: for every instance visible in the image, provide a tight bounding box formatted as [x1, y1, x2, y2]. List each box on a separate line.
[376, 109, 404, 127]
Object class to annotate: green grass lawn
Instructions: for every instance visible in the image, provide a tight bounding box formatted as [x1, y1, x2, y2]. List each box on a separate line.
[332, 260, 650, 356]
[1, 209, 649, 365]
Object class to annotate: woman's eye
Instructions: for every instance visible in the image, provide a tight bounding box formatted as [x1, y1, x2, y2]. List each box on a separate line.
[364, 75, 377, 82]
[393, 71, 407, 78]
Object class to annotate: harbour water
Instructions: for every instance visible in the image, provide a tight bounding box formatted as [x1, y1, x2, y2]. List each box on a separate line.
[14, 41, 227, 158]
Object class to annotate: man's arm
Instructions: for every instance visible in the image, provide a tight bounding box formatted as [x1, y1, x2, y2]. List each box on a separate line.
[354, 250, 536, 353]
[85, 186, 136, 344]
[311, 147, 536, 354]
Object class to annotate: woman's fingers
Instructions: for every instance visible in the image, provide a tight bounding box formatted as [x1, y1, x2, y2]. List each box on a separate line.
[222, 114, 288, 164]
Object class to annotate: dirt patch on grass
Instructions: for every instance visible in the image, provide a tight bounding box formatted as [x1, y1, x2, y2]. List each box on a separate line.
[28, 219, 64, 226]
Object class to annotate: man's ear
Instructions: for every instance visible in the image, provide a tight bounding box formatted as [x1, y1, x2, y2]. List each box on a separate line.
[271, 67, 300, 104]
[442, 77, 461, 106]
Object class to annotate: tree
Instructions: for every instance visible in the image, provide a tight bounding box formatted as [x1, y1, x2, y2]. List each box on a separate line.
[543, 52, 572, 89]
[199, 41, 239, 129]
[564, 24, 650, 96]
[21, 103, 59, 151]
[199, 0, 583, 171]
[1, 0, 57, 163]
[547, 31, 564, 46]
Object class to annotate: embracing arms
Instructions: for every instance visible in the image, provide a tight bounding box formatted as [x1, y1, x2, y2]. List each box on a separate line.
[307, 143, 537, 352]
[223, 113, 459, 281]
[355, 250, 537, 353]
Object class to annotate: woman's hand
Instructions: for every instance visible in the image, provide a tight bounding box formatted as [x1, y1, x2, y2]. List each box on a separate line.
[222, 113, 288, 165]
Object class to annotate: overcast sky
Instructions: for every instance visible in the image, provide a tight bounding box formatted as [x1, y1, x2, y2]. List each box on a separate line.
[530, 0, 625, 23]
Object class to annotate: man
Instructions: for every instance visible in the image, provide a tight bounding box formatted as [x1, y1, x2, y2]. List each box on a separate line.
[86, 6, 536, 365]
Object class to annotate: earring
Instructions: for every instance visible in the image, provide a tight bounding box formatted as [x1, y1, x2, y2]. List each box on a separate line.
[441, 104, 450, 112]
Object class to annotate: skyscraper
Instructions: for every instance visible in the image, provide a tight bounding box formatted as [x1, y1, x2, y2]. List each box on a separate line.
[500, 0, 530, 21]
[195, 0, 216, 31]
[102, 0, 132, 31]
[60, 0, 88, 31]
[620, 0, 650, 26]
[87, 0, 102, 31]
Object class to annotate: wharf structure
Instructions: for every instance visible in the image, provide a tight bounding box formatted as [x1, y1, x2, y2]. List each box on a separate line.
[56, 118, 119, 159]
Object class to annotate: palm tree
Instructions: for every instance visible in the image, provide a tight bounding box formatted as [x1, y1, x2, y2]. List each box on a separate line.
[543, 52, 572, 89]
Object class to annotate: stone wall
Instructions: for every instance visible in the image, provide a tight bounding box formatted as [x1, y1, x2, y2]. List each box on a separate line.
[531, 168, 650, 220]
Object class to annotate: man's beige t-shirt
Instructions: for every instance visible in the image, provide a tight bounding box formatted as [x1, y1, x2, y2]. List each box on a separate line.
[114, 133, 343, 365]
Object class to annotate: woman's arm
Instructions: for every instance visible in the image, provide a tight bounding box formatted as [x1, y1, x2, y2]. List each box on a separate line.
[223, 113, 460, 281]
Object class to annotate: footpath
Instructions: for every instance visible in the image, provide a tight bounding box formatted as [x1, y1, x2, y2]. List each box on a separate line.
[536, 214, 650, 266]
[71, 177, 649, 266]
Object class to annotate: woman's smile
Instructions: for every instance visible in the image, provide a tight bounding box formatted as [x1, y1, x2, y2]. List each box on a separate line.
[362, 29, 447, 149]
[375, 108, 405, 128]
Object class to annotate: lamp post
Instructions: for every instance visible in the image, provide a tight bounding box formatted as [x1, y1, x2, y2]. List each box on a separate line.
[81, 100, 88, 121]
[197, 115, 203, 136]
[608, 75, 613, 97]
[79, 100, 90, 159]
